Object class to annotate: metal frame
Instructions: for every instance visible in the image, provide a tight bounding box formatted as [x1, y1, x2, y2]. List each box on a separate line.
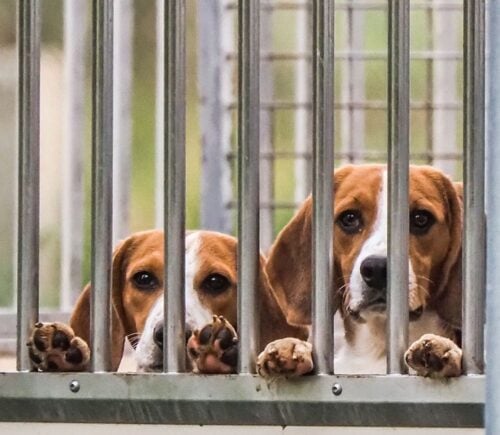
[90, 0, 114, 372]
[0, 373, 484, 427]
[17, 0, 41, 372]
[387, 0, 410, 374]
[163, 0, 186, 373]
[462, 0, 486, 375]
[3, 0, 492, 429]
[237, 0, 260, 374]
[311, 0, 334, 375]
[486, 1, 500, 431]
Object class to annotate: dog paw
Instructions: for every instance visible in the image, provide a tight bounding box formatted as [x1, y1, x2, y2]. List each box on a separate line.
[186, 315, 238, 374]
[404, 333, 462, 378]
[27, 322, 90, 372]
[257, 338, 313, 378]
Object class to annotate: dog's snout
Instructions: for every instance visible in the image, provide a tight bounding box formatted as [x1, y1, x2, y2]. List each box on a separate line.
[153, 323, 163, 349]
[360, 255, 387, 290]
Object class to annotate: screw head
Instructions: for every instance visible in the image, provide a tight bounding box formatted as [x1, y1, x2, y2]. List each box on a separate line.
[332, 383, 342, 396]
[69, 380, 80, 393]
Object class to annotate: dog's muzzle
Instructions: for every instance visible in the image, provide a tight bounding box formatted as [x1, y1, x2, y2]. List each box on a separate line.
[351, 255, 423, 321]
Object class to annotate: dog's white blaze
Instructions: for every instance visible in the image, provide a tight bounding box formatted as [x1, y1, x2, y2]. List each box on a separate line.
[348, 170, 416, 309]
[185, 232, 214, 330]
[136, 232, 213, 372]
[334, 310, 446, 374]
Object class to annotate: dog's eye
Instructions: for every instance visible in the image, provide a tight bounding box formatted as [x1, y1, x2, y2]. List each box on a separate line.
[337, 210, 363, 234]
[410, 210, 435, 235]
[200, 274, 230, 295]
[132, 271, 159, 290]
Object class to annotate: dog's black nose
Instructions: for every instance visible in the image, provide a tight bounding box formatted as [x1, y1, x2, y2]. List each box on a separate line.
[360, 255, 387, 290]
[153, 323, 163, 349]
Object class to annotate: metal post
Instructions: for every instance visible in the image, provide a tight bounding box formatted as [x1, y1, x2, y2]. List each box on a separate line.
[432, 0, 458, 176]
[387, 0, 410, 374]
[17, 0, 41, 371]
[163, 0, 186, 373]
[486, 2, 500, 431]
[60, 0, 87, 311]
[462, 0, 485, 375]
[155, 0, 164, 229]
[91, 0, 114, 372]
[311, 0, 334, 375]
[294, 4, 312, 205]
[112, 0, 133, 245]
[197, 0, 233, 234]
[237, 0, 260, 374]
[341, 0, 365, 163]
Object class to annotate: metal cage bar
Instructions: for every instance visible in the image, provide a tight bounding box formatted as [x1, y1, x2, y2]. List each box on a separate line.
[387, 0, 410, 374]
[486, 2, 500, 430]
[237, 0, 260, 375]
[311, 0, 334, 375]
[112, 0, 133, 245]
[90, 0, 114, 372]
[0, 373, 485, 426]
[462, 0, 486, 375]
[17, 0, 41, 372]
[163, 0, 186, 373]
[60, 0, 87, 311]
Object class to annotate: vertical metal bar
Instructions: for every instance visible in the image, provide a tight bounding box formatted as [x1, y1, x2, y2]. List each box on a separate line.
[259, 0, 274, 252]
[387, 0, 410, 374]
[17, 0, 41, 371]
[91, 0, 114, 372]
[462, 0, 485, 375]
[486, 2, 500, 430]
[432, 0, 458, 176]
[60, 0, 87, 311]
[112, 0, 134, 245]
[163, 0, 186, 373]
[294, 4, 312, 205]
[155, 0, 164, 229]
[341, 0, 365, 164]
[197, 0, 233, 234]
[311, 0, 334, 375]
[237, 0, 260, 375]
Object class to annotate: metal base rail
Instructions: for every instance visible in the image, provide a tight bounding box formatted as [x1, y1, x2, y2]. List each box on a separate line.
[0, 373, 484, 427]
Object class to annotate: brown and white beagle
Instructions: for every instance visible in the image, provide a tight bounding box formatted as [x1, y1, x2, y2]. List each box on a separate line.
[258, 164, 464, 377]
[28, 229, 306, 373]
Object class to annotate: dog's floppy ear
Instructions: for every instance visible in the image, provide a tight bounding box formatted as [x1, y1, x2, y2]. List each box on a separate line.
[265, 197, 313, 326]
[70, 236, 136, 370]
[433, 179, 463, 329]
[265, 167, 353, 326]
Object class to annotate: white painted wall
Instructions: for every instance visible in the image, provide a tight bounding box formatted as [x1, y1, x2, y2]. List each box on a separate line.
[0, 424, 484, 435]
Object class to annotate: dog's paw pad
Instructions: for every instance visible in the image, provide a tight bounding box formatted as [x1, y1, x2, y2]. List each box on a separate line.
[257, 338, 313, 378]
[187, 316, 238, 374]
[404, 333, 462, 377]
[27, 322, 90, 372]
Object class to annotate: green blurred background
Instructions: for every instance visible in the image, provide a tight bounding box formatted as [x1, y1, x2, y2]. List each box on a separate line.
[0, 1, 463, 308]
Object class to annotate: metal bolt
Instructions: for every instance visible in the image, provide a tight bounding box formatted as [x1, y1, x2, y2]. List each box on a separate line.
[332, 383, 342, 396]
[69, 380, 80, 393]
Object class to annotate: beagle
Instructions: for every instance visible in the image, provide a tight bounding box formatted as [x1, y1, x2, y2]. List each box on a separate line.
[258, 164, 464, 377]
[27, 229, 306, 373]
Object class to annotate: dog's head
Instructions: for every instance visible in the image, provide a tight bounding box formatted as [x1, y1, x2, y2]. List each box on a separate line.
[70, 229, 274, 372]
[266, 164, 463, 329]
